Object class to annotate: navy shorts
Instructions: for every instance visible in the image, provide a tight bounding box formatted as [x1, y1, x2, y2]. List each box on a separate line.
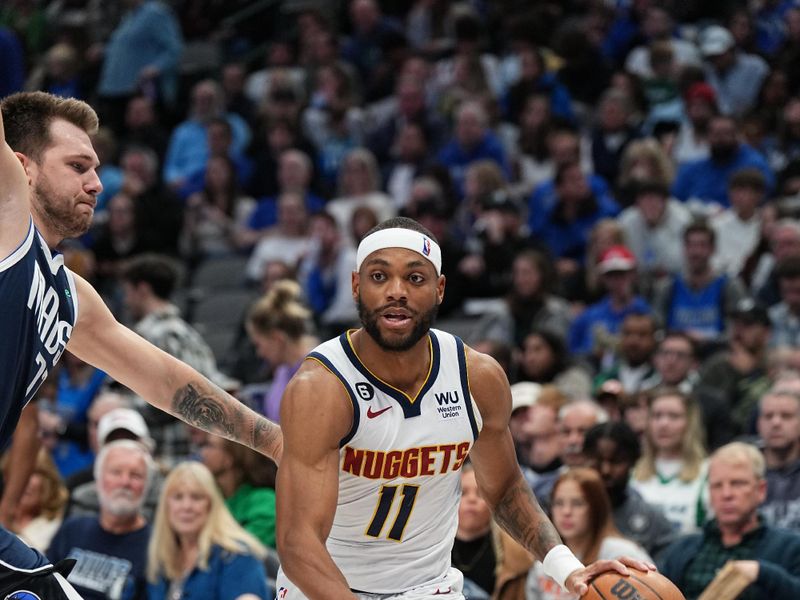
[0, 527, 83, 599]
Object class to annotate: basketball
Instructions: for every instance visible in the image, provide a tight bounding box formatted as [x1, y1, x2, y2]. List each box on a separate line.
[584, 568, 685, 600]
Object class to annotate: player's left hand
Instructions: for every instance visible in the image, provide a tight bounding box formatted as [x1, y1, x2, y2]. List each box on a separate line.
[565, 556, 657, 596]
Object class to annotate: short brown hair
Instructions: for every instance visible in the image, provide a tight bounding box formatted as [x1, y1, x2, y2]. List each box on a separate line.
[729, 167, 767, 193]
[1, 91, 98, 162]
[683, 219, 716, 246]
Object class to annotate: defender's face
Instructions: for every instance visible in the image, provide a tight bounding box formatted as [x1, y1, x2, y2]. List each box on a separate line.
[27, 119, 102, 240]
[353, 247, 444, 352]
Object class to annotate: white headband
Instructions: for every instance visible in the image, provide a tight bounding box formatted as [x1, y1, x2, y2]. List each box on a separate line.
[356, 228, 442, 275]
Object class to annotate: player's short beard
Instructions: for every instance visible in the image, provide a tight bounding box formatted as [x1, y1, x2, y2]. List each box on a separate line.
[357, 295, 438, 352]
[32, 169, 93, 239]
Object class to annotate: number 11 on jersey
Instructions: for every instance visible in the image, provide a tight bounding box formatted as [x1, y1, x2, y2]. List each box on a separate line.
[366, 484, 420, 542]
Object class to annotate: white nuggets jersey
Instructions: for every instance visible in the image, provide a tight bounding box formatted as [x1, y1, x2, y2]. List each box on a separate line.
[307, 328, 483, 594]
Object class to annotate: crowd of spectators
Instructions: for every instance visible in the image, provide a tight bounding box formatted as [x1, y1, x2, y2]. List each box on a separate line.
[6, 0, 800, 598]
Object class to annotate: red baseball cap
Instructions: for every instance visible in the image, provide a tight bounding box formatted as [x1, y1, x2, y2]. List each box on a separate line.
[684, 82, 717, 106]
[598, 245, 636, 274]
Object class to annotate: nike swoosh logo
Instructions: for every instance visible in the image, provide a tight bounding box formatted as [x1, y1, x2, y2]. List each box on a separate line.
[432, 588, 451, 595]
[366, 406, 392, 419]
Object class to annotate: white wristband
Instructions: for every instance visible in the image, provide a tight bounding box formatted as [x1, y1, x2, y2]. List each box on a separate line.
[542, 544, 585, 591]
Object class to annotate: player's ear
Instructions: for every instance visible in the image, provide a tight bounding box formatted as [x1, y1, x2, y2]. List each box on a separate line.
[351, 270, 360, 301]
[436, 274, 446, 304]
[13, 151, 33, 183]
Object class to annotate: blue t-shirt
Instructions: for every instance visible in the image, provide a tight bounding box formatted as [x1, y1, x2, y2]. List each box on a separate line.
[48, 517, 151, 600]
[569, 296, 651, 355]
[666, 275, 728, 338]
[0, 220, 77, 450]
[147, 545, 268, 600]
[671, 145, 774, 207]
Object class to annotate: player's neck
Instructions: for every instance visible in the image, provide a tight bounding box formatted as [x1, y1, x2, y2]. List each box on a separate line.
[352, 329, 432, 392]
[30, 213, 62, 249]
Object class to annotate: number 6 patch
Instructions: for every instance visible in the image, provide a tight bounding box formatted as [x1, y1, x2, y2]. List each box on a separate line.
[355, 382, 375, 400]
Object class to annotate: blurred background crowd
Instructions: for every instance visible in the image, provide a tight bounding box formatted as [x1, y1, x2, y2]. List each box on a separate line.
[4, 0, 800, 598]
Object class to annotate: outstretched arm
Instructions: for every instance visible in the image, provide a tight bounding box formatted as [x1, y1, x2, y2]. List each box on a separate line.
[67, 273, 282, 463]
[0, 99, 33, 259]
[276, 360, 356, 599]
[466, 348, 652, 595]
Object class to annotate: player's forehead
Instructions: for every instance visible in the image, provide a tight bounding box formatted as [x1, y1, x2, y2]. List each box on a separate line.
[361, 247, 436, 273]
[45, 118, 100, 166]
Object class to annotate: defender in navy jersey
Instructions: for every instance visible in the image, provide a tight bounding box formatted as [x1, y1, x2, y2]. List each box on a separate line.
[0, 92, 281, 595]
[275, 217, 653, 599]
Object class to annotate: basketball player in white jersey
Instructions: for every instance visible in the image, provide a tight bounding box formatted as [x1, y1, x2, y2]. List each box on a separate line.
[275, 217, 654, 599]
[0, 92, 281, 595]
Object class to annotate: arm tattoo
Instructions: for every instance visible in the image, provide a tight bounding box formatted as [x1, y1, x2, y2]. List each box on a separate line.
[493, 476, 563, 561]
[172, 381, 282, 461]
[172, 382, 237, 436]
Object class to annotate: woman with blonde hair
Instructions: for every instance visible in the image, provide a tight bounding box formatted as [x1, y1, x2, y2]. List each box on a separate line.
[526, 468, 651, 599]
[616, 137, 675, 206]
[246, 279, 318, 423]
[631, 387, 710, 534]
[146, 461, 269, 600]
[9, 448, 68, 552]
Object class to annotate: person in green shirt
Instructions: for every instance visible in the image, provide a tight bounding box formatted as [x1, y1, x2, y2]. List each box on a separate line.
[201, 433, 277, 547]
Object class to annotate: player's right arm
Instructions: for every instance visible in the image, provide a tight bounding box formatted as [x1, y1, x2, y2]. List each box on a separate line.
[276, 359, 357, 599]
[0, 105, 33, 259]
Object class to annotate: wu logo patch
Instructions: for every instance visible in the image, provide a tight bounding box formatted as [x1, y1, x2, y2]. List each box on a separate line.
[355, 382, 375, 400]
[435, 391, 460, 406]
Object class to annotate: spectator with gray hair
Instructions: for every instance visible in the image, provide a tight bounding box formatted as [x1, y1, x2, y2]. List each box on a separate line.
[659, 441, 800, 598]
[559, 399, 609, 468]
[48, 440, 155, 600]
[67, 407, 164, 521]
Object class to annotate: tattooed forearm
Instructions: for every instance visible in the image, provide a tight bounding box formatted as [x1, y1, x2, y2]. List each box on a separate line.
[493, 476, 563, 561]
[171, 381, 283, 463]
[172, 382, 236, 436]
[252, 414, 283, 463]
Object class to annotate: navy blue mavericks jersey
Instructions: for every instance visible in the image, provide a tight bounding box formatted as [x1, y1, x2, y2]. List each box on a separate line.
[0, 220, 77, 450]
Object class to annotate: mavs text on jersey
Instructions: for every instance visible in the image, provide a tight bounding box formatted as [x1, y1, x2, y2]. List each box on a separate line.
[0, 219, 77, 449]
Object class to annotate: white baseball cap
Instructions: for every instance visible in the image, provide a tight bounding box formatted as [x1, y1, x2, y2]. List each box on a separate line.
[97, 408, 151, 447]
[700, 25, 734, 56]
[510, 382, 542, 413]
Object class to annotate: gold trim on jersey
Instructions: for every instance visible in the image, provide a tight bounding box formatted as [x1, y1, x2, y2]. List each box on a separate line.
[345, 329, 434, 404]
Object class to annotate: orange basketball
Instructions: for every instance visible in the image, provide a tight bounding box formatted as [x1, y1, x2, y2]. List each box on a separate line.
[584, 568, 685, 600]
